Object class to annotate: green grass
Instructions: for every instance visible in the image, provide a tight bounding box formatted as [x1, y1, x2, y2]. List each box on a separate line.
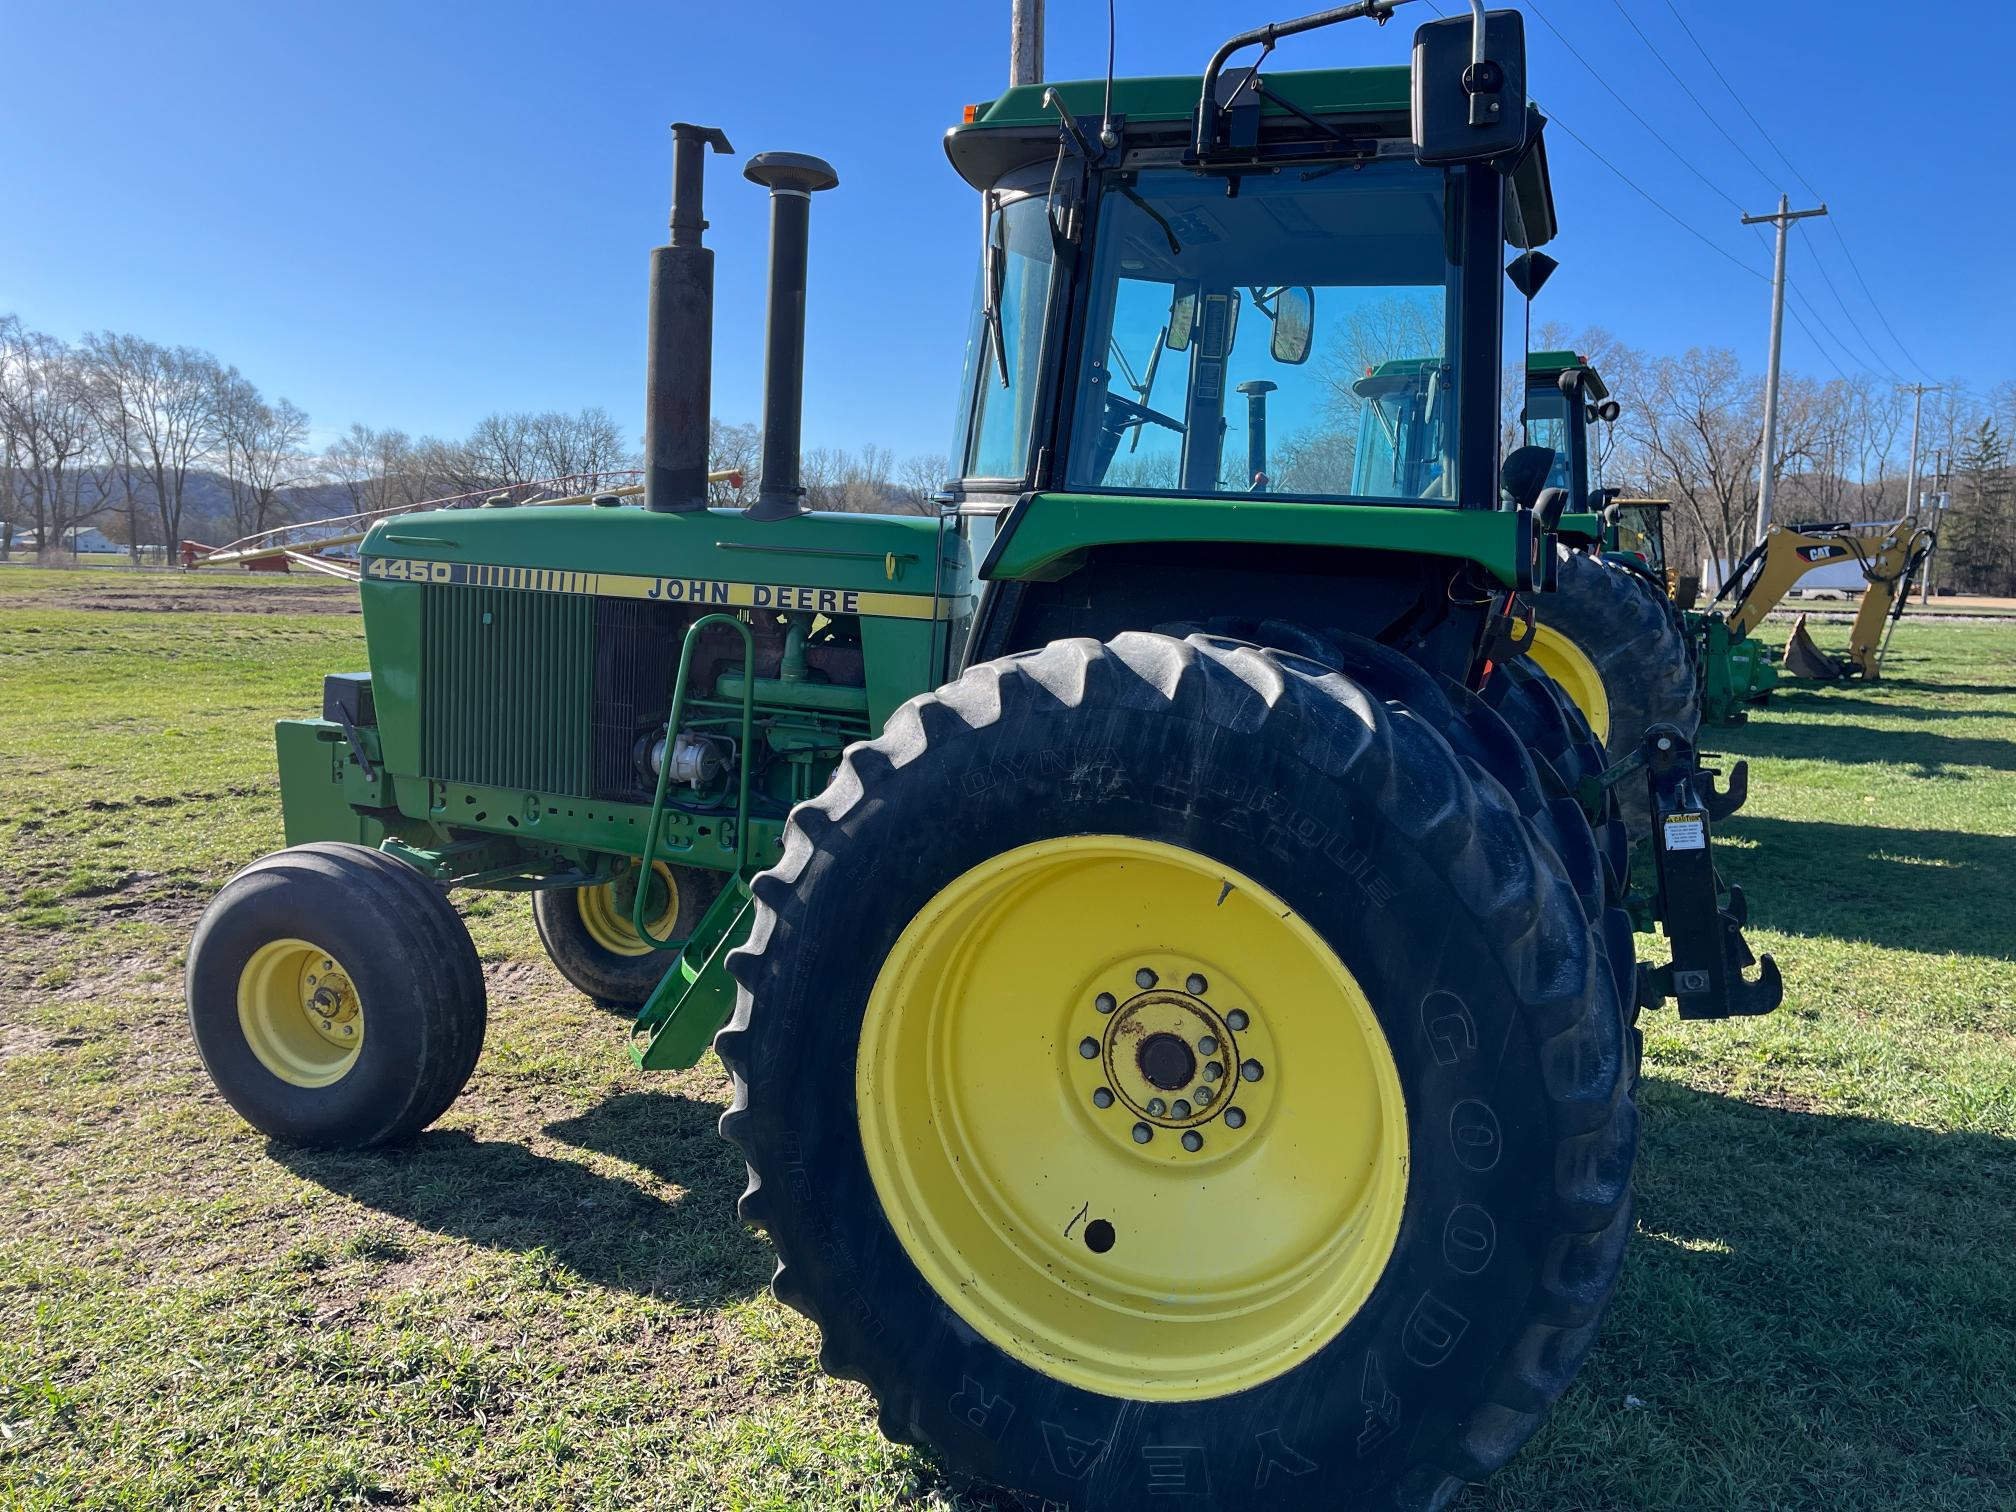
[0, 572, 2011, 1509]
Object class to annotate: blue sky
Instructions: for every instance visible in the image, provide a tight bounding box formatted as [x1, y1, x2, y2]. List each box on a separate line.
[2, 0, 2008, 462]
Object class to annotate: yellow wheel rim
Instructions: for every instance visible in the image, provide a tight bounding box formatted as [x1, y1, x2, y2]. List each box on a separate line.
[577, 863, 681, 957]
[1529, 622, 1612, 744]
[857, 835, 1409, 1401]
[238, 938, 364, 1088]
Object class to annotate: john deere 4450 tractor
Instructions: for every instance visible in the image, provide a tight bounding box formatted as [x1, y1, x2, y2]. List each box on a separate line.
[187, 5, 1778, 1505]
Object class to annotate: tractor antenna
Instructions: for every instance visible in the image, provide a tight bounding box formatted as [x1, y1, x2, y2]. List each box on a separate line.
[1099, 0, 1118, 149]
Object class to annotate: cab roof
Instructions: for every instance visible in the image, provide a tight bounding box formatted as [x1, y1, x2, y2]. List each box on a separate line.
[945, 66, 1413, 191]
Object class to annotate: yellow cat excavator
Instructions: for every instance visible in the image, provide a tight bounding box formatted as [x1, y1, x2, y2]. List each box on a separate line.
[1717, 516, 1937, 683]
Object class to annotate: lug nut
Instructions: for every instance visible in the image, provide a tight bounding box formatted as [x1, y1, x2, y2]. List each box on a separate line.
[1095, 992, 1117, 1014]
[1078, 1037, 1100, 1059]
[1132, 1122, 1153, 1144]
[1182, 1131, 1204, 1152]
[1198, 1035, 1217, 1055]
[1147, 1097, 1167, 1117]
[1227, 1009, 1249, 1031]
[320, 1020, 333, 1032]
[1186, 973, 1207, 995]
[1242, 1059, 1265, 1082]
[1196, 1084, 1215, 1105]
[1172, 1099, 1192, 1118]
[342, 1025, 355, 1037]
[1136, 968, 1158, 989]
[1204, 1061, 1224, 1081]
[1225, 1106, 1247, 1129]
[1093, 1087, 1114, 1108]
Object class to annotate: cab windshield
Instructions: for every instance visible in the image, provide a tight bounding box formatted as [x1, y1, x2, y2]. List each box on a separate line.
[1066, 158, 1460, 502]
[1522, 382, 1576, 495]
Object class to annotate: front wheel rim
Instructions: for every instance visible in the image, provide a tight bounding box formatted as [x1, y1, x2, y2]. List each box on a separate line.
[857, 835, 1409, 1401]
[576, 862, 680, 956]
[237, 937, 365, 1087]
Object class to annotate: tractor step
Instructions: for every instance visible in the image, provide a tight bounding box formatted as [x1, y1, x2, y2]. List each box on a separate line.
[630, 874, 757, 1070]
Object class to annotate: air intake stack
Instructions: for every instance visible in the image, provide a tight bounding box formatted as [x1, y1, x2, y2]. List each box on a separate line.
[644, 123, 733, 514]
[742, 152, 840, 522]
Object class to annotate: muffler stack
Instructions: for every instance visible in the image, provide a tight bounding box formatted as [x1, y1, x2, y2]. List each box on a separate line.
[741, 152, 839, 522]
[644, 123, 733, 514]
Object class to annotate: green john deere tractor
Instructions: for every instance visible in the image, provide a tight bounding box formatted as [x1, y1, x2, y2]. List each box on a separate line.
[186, 6, 1779, 1505]
[1517, 353, 1703, 835]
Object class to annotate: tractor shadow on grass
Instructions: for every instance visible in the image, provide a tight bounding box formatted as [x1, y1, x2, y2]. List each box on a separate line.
[1537, 1080, 2016, 1508]
[274, 1089, 771, 1304]
[1705, 720, 2016, 775]
[1712, 813, 2016, 960]
[1750, 689, 1985, 722]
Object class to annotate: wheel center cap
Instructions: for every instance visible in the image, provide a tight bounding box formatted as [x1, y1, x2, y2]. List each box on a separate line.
[1138, 1032, 1196, 1090]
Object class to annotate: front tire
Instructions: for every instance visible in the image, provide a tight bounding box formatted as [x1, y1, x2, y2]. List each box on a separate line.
[1532, 549, 1701, 837]
[719, 634, 1636, 1510]
[186, 842, 486, 1148]
[531, 861, 723, 1008]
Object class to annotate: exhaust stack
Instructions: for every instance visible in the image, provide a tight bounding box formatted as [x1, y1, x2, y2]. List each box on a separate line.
[644, 123, 733, 514]
[742, 151, 839, 522]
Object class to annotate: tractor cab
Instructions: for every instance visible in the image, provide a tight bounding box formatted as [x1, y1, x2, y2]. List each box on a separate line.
[1522, 350, 1617, 509]
[941, 13, 1553, 534]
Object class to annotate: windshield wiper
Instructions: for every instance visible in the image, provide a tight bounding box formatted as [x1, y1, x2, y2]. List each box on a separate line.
[982, 198, 1011, 389]
[1118, 185, 1182, 256]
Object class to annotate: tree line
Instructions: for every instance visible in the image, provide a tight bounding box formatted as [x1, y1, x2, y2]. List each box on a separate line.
[0, 313, 948, 562]
[1514, 321, 2016, 597]
[6, 306, 2011, 596]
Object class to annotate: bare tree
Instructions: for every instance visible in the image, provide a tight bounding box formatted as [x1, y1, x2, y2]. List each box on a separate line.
[529, 407, 629, 480]
[896, 453, 949, 513]
[708, 419, 760, 506]
[0, 322, 102, 557]
[1628, 347, 1762, 587]
[216, 375, 310, 538]
[86, 332, 221, 552]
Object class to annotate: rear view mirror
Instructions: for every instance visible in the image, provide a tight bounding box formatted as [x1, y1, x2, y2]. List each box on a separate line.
[1270, 286, 1314, 365]
[1599, 399, 1622, 423]
[1412, 9, 1529, 165]
[1167, 285, 1198, 352]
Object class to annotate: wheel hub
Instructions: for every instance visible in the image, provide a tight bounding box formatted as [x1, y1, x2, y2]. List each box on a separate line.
[237, 938, 366, 1088]
[1071, 967, 1273, 1157]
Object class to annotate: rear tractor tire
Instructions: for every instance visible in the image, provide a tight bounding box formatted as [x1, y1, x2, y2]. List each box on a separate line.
[532, 860, 723, 1008]
[186, 842, 487, 1149]
[718, 633, 1637, 1511]
[1530, 548, 1700, 838]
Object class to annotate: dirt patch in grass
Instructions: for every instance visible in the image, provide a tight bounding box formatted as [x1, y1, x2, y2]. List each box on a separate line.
[2, 587, 358, 615]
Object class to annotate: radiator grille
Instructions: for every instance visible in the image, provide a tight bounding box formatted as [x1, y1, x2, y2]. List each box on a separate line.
[422, 584, 595, 796]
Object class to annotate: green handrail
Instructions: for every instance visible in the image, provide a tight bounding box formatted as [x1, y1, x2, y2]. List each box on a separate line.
[631, 612, 756, 949]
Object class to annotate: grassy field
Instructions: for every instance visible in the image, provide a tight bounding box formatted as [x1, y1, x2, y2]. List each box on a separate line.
[0, 567, 2010, 1510]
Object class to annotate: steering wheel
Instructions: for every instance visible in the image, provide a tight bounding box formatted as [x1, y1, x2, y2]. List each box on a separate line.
[1104, 391, 1186, 436]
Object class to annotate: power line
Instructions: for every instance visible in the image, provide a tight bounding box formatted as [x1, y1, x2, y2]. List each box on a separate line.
[1656, 0, 1824, 202]
[1654, 0, 1935, 382]
[1544, 112, 1769, 285]
[1793, 224, 1906, 382]
[1823, 219, 1938, 381]
[1607, 0, 1780, 194]
[1524, 0, 1747, 216]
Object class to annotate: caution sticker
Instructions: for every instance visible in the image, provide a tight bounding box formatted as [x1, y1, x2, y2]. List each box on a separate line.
[1662, 812, 1708, 851]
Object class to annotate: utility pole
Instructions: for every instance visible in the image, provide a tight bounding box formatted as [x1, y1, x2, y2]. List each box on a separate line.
[1010, 0, 1044, 86]
[1897, 382, 1943, 601]
[1741, 195, 1828, 545]
[1913, 429, 1952, 603]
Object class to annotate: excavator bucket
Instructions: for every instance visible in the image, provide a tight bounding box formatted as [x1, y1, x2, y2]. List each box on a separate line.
[1782, 613, 1847, 681]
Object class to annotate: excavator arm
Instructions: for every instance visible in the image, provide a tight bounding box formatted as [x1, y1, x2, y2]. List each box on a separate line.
[1719, 516, 1935, 683]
